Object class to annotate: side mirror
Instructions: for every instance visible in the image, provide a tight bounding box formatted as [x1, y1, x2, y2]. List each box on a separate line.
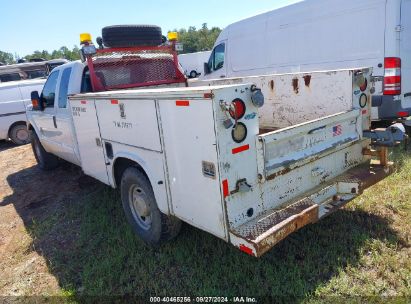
[31, 91, 44, 111]
[203, 62, 210, 75]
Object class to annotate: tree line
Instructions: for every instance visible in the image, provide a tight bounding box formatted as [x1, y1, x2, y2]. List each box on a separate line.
[0, 24, 221, 65]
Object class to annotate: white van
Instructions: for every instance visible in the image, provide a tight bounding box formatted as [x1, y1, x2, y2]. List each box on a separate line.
[178, 51, 212, 78]
[0, 79, 45, 144]
[201, 0, 411, 123]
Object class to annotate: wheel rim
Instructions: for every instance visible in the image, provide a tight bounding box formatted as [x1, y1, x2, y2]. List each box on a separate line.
[16, 128, 29, 142]
[128, 184, 152, 230]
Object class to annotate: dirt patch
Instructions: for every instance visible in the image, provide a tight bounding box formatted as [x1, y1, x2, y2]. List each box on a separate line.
[0, 141, 99, 296]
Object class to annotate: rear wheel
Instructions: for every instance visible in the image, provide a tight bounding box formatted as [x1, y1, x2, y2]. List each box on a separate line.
[9, 123, 30, 145]
[102, 25, 162, 47]
[30, 130, 59, 170]
[120, 167, 181, 245]
[189, 70, 198, 78]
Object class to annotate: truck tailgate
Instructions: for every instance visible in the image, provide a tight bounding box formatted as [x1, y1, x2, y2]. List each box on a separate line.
[258, 110, 362, 180]
[226, 109, 392, 257]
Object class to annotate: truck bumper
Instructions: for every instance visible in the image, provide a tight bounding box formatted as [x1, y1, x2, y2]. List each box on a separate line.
[229, 161, 393, 257]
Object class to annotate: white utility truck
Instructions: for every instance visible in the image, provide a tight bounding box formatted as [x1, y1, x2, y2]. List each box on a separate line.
[178, 51, 212, 78]
[0, 79, 45, 144]
[200, 0, 411, 126]
[26, 27, 398, 257]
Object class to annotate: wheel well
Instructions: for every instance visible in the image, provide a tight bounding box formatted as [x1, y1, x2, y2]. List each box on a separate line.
[8, 121, 27, 137]
[113, 157, 149, 188]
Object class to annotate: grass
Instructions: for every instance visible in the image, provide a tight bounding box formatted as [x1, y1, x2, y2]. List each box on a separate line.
[26, 147, 411, 302]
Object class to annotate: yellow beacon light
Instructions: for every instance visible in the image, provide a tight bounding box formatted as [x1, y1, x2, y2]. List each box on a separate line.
[167, 32, 178, 41]
[80, 33, 92, 45]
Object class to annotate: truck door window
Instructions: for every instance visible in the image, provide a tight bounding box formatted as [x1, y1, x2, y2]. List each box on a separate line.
[58, 67, 72, 108]
[81, 69, 92, 93]
[41, 70, 59, 107]
[208, 43, 225, 72]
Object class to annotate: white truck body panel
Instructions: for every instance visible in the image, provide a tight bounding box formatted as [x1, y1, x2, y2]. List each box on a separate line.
[178, 51, 212, 78]
[201, 0, 411, 121]
[194, 69, 370, 130]
[0, 79, 45, 140]
[27, 59, 392, 256]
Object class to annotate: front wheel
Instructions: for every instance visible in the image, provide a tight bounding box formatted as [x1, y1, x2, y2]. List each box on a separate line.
[30, 130, 59, 170]
[120, 167, 181, 245]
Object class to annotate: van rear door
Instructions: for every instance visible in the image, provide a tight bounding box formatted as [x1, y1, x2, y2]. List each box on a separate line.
[401, 0, 411, 110]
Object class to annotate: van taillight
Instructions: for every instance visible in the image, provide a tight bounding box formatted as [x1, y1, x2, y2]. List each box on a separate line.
[383, 57, 401, 95]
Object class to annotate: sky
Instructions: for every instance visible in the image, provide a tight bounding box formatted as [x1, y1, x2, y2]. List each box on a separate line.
[0, 0, 301, 57]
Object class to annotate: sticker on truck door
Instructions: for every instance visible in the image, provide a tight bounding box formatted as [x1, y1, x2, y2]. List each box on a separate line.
[202, 161, 216, 179]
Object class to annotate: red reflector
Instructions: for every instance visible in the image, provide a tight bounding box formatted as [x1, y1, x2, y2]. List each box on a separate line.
[384, 57, 401, 68]
[232, 144, 250, 154]
[111, 99, 119, 105]
[203, 93, 213, 99]
[176, 100, 190, 106]
[239, 244, 254, 256]
[360, 78, 368, 92]
[398, 111, 408, 117]
[81, 100, 87, 104]
[229, 99, 246, 120]
[222, 179, 229, 198]
[362, 109, 367, 115]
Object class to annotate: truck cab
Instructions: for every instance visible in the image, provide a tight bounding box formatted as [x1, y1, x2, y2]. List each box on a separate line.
[28, 61, 87, 165]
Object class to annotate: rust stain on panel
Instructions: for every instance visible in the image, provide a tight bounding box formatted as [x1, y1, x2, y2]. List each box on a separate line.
[292, 78, 299, 94]
[303, 75, 311, 87]
[269, 80, 275, 91]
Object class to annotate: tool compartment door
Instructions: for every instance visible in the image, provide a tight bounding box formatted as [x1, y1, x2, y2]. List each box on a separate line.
[95, 99, 161, 152]
[70, 99, 109, 184]
[159, 99, 226, 239]
[258, 110, 362, 179]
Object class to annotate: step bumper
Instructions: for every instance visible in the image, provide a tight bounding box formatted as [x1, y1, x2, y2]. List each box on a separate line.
[229, 163, 393, 257]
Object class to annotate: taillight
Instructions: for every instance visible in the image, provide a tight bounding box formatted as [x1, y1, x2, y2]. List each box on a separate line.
[229, 99, 246, 120]
[383, 57, 401, 95]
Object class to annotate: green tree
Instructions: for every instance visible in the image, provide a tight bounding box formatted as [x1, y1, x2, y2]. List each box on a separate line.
[0, 51, 14, 65]
[174, 23, 222, 54]
[24, 46, 80, 62]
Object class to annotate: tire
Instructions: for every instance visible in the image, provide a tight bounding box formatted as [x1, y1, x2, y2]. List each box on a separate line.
[189, 70, 198, 78]
[30, 130, 59, 170]
[120, 167, 181, 245]
[102, 25, 162, 48]
[9, 123, 30, 145]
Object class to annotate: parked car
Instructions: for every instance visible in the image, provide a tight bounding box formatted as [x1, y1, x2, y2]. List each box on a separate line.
[178, 51, 212, 78]
[0, 79, 45, 144]
[0, 59, 68, 83]
[200, 0, 411, 126]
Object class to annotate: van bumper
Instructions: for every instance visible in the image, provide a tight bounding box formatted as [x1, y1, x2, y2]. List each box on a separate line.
[229, 160, 393, 257]
[372, 95, 411, 121]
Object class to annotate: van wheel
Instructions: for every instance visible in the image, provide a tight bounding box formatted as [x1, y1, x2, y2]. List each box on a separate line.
[189, 70, 198, 78]
[9, 123, 30, 145]
[102, 25, 162, 47]
[120, 167, 181, 245]
[30, 130, 59, 170]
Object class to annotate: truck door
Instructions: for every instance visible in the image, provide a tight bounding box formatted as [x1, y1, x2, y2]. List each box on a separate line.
[53, 66, 81, 165]
[33, 70, 60, 153]
[206, 41, 227, 78]
[401, 0, 411, 111]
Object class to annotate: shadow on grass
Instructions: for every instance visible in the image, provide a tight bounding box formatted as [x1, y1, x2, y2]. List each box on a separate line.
[1, 159, 407, 300]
